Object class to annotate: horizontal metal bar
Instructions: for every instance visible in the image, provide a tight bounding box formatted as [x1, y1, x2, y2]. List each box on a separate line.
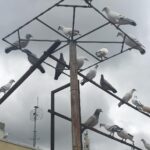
[48, 110, 142, 150]
[57, 4, 90, 8]
[2, 0, 64, 40]
[20, 39, 68, 43]
[52, 83, 70, 94]
[0, 40, 61, 104]
[77, 41, 122, 44]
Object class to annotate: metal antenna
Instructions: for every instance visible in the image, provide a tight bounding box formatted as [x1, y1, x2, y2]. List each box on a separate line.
[30, 97, 43, 147]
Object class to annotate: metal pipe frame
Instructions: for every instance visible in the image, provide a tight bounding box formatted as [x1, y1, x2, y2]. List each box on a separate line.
[1, 1, 147, 150]
[51, 83, 70, 150]
[48, 110, 142, 150]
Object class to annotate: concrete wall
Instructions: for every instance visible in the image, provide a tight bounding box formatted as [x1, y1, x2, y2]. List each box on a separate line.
[0, 139, 35, 150]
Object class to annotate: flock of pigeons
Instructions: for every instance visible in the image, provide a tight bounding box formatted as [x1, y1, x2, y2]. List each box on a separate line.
[82, 108, 150, 150]
[1, 2, 149, 150]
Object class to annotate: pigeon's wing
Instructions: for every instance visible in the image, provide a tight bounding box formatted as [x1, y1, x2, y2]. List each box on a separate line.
[119, 17, 136, 26]
[127, 35, 144, 48]
[54, 58, 66, 80]
[84, 115, 96, 127]
[28, 54, 38, 64]
[102, 79, 117, 93]
[108, 10, 122, 22]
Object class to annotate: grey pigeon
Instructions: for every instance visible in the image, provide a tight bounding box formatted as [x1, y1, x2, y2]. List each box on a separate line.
[0, 79, 15, 94]
[118, 89, 136, 107]
[5, 34, 32, 53]
[100, 123, 122, 136]
[22, 49, 45, 73]
[100, 74, 117, 93]
[82, 109, 103, 133]
[81, 65, 98, 85]
[58, 26, 81, 38]
[141, 139, 150, 150]
[102, 7, 136, 27]
[54, 53, 66, 80]
[117, 32, 145, 55]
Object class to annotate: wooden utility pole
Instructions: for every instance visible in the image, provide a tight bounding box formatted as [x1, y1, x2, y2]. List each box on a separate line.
[69, 41, 82, 150]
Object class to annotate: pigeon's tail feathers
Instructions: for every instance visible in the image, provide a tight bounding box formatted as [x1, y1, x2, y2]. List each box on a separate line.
[126, 18, 137, 26]
[5, 47, 16, 53]
[139, 49, 146, 55]
[54, 73, 59, 80]
[118, 101, 123, 107]
[38, 66, 45, 73]
[81, 79, 86, 86]
[112, 88, 117, 93]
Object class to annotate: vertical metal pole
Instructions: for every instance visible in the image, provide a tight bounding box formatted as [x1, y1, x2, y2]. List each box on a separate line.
[70, 41, 81, 150]
[51, 92, 55, 150]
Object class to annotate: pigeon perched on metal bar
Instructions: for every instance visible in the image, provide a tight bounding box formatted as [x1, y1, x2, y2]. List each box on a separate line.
[54, 53, 66, 80]
[100, 123, 122, 136]
[0, 79, 15, 94]
[81, 65, 98, 85]
[5, 34, 32, 53]
[117, 32, 145, 55]
[141, 139, 150, 150]
[132, 96, 143, 111]
[58, 26, 81, 38]
[118, 89, 136, 107]
[102, 7, 136, 27]
[77, 57, 88, 70]
[82, 109, 103, 133]
[117, 129, 134, 144]
[100, 74, 117, 93]
[95, 48, 109, 60]
[22, 49, 45, 73]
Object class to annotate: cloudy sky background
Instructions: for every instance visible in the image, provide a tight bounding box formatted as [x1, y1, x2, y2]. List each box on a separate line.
[0, 0, 150, 150]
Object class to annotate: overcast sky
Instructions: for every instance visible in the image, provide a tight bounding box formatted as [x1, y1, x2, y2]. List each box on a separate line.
[0, 0, 150, 150]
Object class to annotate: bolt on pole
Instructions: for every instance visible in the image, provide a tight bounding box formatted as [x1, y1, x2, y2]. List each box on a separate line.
[69, 41, 82, 150]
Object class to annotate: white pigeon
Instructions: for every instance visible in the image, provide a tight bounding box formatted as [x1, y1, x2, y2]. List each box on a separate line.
[82, 109, 103, 133]
[117, 129, 134, 144]
[132, 96, 143, 111]
[117, 32, 146, 55]
[22, 49, 45, 73]
[102, 7, 136, 27]
[81, 65, 98, 85]
[118, 89, 136, 107]
[95, 48, 109, 60]
[77, 57, 88, 70]
[100, 74, 117, 93]
[58, 26, 81, 38]
[141, 139, 150, 150]
[100, 123, 122, 136]
[0, 79, 15, 94]
[5, 34, 32, 53]
[54, 53, 66, 80]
